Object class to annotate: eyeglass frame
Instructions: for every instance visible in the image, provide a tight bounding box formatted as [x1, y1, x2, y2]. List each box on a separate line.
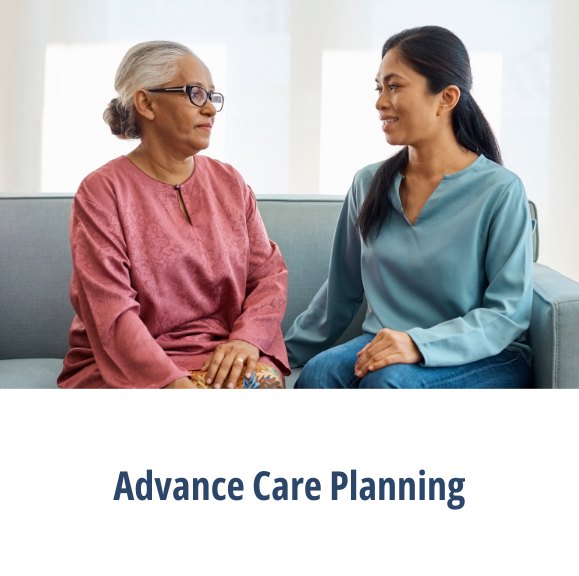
[147, 85, 225, 111]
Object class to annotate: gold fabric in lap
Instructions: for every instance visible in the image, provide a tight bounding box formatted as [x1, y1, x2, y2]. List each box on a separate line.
[188, 362, 284, 389]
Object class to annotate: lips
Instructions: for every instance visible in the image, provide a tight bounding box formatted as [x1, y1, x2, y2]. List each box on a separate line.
[380, 115, 398, 131]
[197, 124, 212, 131]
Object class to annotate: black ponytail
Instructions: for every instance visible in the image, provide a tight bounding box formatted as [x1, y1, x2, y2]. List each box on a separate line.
[357, 26, 502, 244]
[452, 93, 501, 164]
[357, 147, 408, 243]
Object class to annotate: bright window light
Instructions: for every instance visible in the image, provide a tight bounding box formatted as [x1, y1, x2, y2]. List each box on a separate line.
[41, 42, 227, 193]
[469, 52, 503, 143]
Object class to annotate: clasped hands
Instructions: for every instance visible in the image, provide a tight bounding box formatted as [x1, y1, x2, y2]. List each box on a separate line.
[354, 328, 423, 378]
[166, 329, 421, 388]
[165, 339, 260, 389]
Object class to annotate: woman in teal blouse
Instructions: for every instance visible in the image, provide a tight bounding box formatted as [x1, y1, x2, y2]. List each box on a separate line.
[284, 26, 533, 388]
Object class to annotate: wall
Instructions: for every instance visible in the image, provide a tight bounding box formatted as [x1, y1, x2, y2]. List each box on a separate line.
[544, 0, 579, 281]
[0, 0, 18, 192]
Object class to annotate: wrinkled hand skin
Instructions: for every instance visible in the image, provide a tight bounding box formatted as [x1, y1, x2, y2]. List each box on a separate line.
[201, 340, 260, 389]
[354, 329, 423, 379]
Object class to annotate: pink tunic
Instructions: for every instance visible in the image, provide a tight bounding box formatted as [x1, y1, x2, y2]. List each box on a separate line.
[58, 155, 290, 388]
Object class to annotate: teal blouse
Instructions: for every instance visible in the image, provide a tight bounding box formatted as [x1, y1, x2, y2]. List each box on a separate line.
[284, 155, 534, 368]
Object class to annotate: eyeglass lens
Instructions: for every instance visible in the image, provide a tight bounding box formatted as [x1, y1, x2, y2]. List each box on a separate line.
[210, 93, 224, 111]
[189, 86, 224, 111]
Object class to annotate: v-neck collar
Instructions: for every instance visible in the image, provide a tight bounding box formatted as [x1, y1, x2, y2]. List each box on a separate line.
[394, 154, 484, 227]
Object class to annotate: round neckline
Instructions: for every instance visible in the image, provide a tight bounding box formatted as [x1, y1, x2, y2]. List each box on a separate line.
[121, 154, 200, 187]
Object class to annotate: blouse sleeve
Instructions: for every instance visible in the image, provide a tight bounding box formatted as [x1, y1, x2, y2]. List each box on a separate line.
[284, 177, 366, 368]
[69, 192, 190, 388]
[406, 178, 534, 367]
[227, 184, 291, 375]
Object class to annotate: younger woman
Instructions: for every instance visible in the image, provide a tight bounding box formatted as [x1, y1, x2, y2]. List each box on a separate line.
[285, 26, 533, 389]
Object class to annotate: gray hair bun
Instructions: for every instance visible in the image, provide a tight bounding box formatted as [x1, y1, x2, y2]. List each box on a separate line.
[103, 97, 140, 139]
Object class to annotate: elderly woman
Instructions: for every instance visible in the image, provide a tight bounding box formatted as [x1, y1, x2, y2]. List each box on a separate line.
[58, 41, 289, 389]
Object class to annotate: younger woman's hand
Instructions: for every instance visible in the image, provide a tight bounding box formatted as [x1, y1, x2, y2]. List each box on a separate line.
[202, 340, 260, 389]
[354, 329, 423, 378]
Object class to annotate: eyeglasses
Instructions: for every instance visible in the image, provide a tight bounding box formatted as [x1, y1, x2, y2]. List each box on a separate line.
[148, 85, 224, 112]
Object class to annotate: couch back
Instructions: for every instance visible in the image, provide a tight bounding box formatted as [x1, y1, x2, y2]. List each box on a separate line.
[1, 196, 75, 359]
[0, 194, 539, 360]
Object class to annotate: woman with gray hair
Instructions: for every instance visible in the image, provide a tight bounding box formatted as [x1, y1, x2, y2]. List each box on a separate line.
[58, 41, 289, 389]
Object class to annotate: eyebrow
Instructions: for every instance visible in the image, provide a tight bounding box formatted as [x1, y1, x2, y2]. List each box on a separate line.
[375, 73, 405, 83]
[187, 82, 216, 91]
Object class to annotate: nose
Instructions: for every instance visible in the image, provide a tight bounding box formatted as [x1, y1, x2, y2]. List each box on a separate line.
[375, 88, 390, 111]
[202, 99, 217, 116]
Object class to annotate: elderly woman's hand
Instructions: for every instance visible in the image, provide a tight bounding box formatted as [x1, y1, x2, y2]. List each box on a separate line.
[354, 329, 423, 378]
[202, 340, 260, 389]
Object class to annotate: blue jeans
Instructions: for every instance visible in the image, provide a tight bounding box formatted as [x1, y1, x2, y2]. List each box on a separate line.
[295, 334, 531, 389]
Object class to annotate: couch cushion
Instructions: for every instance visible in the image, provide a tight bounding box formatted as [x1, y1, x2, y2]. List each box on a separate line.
[285, 367, 302, 389]
[0, 358, 62, 389]
[0, 357, 300, 390]
[0, 195, 75, 360]
[528, 200, 539, 262]
[529, 263, 579, 388]
[257, 195, 366, 345]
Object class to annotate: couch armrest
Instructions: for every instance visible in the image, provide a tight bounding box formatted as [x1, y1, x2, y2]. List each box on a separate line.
[529, 263, 579, 388]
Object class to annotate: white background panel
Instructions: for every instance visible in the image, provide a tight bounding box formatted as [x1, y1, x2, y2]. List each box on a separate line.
[0, 391, 577, 575]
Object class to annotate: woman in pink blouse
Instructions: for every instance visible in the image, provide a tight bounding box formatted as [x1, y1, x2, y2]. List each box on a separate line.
[58, 41, 289, 389]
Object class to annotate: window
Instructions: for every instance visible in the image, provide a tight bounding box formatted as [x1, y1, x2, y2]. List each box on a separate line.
[1, 0, 549, 219]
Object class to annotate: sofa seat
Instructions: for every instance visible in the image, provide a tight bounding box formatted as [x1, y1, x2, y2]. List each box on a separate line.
[0, 357, 302, 390]
[0, 359, 62, 389]
[285, 368, 301, 389]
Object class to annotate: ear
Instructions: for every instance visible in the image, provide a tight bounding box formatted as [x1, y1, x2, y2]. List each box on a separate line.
[133, 89, 156, 121]
[437, 85, 461, 116]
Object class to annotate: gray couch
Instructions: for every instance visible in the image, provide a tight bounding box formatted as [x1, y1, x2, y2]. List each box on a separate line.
[1, 194, 578, 388]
